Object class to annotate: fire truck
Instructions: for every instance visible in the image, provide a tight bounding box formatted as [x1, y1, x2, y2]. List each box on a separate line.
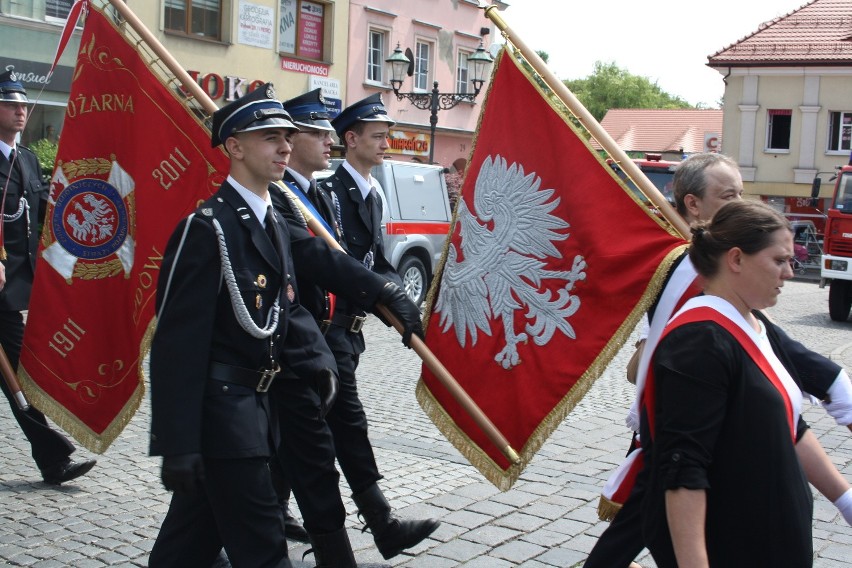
[608, 154, 678, 205]
[812, 165, 852, 321]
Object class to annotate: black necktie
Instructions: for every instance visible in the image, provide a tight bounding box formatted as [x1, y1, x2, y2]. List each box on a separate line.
[307, 178, 319, 208]
[265, 207, 282, 261]
[365, 187, 377, 225]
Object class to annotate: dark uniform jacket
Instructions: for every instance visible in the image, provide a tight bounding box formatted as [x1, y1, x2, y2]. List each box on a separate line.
[269, 180, 391, 341]
[0, 145, 46, 311]
[149, 182, 334, 459]
[321, 164, 402, 354]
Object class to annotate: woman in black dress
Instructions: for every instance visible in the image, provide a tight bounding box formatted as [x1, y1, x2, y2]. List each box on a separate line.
[641, 200, 819, 567]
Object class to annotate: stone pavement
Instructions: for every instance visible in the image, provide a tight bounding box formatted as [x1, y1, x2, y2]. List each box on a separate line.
[0, 279, 850, 567]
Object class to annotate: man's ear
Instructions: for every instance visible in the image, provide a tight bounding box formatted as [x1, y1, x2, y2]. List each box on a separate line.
[683, 194, 701, 218]
[344, 130, 357, 149]
[224, 136, 241, 159]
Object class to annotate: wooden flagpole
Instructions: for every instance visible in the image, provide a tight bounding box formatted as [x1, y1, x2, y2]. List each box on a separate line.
[104, 0, 521, 465]
[483, 4, 691, 240]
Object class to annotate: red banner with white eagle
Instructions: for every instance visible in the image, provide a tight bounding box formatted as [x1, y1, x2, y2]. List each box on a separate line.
[18, 3, 229, 452]
[417, 49, 687, 490]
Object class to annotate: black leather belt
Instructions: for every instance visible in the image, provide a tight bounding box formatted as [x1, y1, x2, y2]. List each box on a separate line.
[326, 312, 367, 333]
[209, 361, 280, 392]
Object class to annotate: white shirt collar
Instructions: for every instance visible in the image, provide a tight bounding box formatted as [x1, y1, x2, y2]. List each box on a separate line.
[227, 175, 272, 227]
[0, 140, 14, 161]
[342, 160, 374, 201]
[286, 167, 311, 194]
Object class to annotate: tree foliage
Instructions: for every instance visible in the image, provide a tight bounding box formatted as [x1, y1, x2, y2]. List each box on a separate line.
[564, 61, 693, 122]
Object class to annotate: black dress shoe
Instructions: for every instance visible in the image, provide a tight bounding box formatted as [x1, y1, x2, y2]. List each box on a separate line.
[41, 458, 96, 485]
[281, 501, 309, 543]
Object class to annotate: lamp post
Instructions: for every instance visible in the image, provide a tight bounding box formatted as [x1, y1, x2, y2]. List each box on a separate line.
[385, 42, 493, 165]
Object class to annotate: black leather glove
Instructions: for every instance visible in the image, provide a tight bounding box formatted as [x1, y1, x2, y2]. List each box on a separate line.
[375, 282, 424, 348]
[161, 453, 205, 495]
[312, 368, 339, 419]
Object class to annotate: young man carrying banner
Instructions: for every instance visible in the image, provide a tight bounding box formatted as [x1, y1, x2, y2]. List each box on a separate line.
[585, 153, 852, 568]
[148, 85, 329, 568]
[0, 69, 96, 486]
[266, 90, 439, 563]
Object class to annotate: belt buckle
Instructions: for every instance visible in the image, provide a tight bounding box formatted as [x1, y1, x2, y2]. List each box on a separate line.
[349, 315, 366, 333]
[256, 363, 280, 392]
[319, 319, 331, 335]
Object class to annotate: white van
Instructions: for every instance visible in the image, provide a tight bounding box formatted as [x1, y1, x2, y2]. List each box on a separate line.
[319, 159, 452, 306]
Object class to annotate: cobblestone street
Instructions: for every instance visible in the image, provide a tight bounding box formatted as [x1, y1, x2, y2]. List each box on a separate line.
[0, 279, 850, 567]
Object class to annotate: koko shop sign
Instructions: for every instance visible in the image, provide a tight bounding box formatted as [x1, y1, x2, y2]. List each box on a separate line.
[184, 70, 266, 102]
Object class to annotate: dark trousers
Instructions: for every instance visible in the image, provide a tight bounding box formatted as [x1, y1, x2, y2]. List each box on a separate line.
[273, 378, 346, 534]
[150, 456, 291, 568]
[272, 340, 382, 533]
[325, 349, 382, 494]
[0, 310, 73, 471]
[583, 484, 645, 568]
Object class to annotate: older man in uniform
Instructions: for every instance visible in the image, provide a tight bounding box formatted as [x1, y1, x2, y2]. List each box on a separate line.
[0, 69, 96, 486]
[266, 89, 437, 565]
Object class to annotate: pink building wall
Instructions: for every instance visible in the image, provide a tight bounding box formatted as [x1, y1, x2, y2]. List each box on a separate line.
[346, 0, 506, 171]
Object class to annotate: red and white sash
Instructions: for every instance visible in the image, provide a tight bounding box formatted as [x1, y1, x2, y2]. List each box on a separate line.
[600, 295, 800, 519]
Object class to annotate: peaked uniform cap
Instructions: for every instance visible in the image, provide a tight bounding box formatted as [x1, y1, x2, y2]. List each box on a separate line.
[282, 88, 335, 132]
[331, 93, 395, 138]
[210, 83, 298, 147]
[0, 70, 28, 103]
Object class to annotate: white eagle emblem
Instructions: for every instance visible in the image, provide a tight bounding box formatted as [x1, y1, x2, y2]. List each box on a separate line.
[435, 155, 587, 369]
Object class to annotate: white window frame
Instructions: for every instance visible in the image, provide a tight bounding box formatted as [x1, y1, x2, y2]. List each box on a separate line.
[828, 111, 852, 154]
[414, 39, 434, 92]
[44, 0, 74, 23]
[366, 27, 389, 86]
[456, 48, 472, 94]
[765, 109, 792, 153]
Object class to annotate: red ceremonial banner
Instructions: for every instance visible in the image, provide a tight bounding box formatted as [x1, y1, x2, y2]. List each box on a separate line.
[417, 50, 687, 490]
[18, 3, 229, 452]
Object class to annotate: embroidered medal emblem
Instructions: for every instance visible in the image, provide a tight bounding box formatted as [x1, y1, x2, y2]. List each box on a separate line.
[42, 160, 135, 281]
[286, 283, 295, 302]
[256, 274, 267, 289]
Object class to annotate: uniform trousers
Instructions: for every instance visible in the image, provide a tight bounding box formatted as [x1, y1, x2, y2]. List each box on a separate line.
[274, 377, 347, 535]
[325, 346, 382, 494]
[0, 310, 74, 470]
[149, 456, 291, 568]
[275, 329, 383, 533]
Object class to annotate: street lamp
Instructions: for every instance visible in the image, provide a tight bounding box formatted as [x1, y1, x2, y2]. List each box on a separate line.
[385, 41, 493, 164]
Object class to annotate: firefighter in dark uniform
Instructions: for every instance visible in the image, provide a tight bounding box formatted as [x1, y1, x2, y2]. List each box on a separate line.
[286, 92, 438, 561]
[148, 85, 326, 568]
[0, 69, 96, 485]
[266, 89, 437, 565]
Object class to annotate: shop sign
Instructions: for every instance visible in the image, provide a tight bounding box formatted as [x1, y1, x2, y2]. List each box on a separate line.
[387, 130, 430, 157]
[185, 71, 265, 102]
[4, 58, 74, 92]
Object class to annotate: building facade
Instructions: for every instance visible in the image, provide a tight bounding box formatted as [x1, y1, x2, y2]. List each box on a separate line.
[1, 0, 350, 145]
[708, 0, 852, 228]
[345, 0, 506, 171]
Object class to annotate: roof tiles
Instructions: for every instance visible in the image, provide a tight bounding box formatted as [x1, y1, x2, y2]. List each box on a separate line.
[594, 109, 723, 153]
[709, 0, 852, 66]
